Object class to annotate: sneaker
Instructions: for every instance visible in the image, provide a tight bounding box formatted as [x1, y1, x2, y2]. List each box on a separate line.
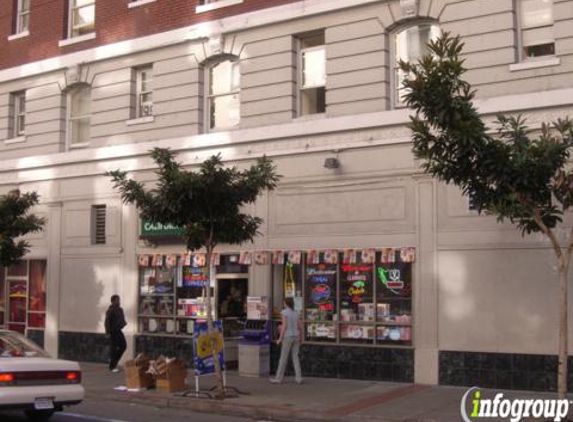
[111, 368, 120, 373]
[269, 378, 282, 384]
[295, 379, 303, 385]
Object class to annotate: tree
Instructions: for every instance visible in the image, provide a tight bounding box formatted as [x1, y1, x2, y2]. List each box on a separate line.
[107, 148, 280, 398]
[0, 190, 45, 267]
[400, 33, 573, 397]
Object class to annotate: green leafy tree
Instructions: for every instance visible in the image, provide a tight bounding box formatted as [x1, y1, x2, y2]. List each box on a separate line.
[400, 33, 573, 397]
[107, 148, 280, 398]
[0, 190, 45, 267]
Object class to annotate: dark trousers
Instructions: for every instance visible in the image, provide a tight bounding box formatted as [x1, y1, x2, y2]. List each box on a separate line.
[109, 330, 127, 370]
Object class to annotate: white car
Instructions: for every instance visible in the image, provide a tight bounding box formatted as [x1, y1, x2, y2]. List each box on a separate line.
[0, 330, 84, 420]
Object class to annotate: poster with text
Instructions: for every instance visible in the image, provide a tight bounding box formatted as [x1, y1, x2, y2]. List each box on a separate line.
[193, 321, 226, 376]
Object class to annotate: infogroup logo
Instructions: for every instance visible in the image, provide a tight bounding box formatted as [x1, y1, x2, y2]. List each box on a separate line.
[460, 387, 570, 422]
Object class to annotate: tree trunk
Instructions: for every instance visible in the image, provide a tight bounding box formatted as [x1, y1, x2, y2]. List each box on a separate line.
[558, 260, 569, 399]
[204, 245, 225, 399]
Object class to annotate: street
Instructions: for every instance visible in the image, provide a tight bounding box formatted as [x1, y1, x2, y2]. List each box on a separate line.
[1, 398, 253, 422]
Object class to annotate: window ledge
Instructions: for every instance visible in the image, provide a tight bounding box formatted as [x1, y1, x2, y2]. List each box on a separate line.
[293, 113, 326, 122]
[128, 0, 156, 8]
[196, 0, 243, 14]
[4, 136, 26, 145]
[59, 32, 96, 48]
[69, 142, 90, 149]
[8, 31, 30, 41]
[126, 116, 155, 126]
[509, 57, 560, 72]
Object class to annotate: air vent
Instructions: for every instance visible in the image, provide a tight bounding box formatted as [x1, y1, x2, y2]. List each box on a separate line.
[92, 205, 106, 245]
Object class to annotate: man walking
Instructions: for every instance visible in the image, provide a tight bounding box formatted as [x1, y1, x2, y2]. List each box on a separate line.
[105, 295, 127, 372]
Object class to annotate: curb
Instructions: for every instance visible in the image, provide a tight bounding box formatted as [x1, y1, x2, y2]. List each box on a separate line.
[86, 390, 415, 422]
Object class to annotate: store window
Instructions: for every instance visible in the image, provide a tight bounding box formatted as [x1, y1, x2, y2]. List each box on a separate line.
[272, 249, 413, 346]
[207, 59, 240, 131]
[0, 260, 47, 334]
[68, 0, 95, 38]
[519, 0, 555, 59]
[298, 32, 326, 116]
[394, 24, 440, 107]
[67, 84, 91, 146]
[137, 254, 248, 340]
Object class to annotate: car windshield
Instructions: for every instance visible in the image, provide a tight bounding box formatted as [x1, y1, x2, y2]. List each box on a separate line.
[0, 331, 50, 358]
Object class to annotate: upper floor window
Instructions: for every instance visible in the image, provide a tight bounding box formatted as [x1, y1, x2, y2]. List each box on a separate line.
[394, 24, 440, 107]
[519, 0, 554, 59]
[15, 0, 30, 34]
[9, 91, 26, 138]
[67, 85, 91, 146]
[298, 32, 326, 116]
[69, 0, 95, 38]
[207, 60, 240, 131]
[136, 66, 153, 118]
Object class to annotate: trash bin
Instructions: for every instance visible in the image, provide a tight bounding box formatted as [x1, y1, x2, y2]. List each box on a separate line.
[238, 320, 270, 377]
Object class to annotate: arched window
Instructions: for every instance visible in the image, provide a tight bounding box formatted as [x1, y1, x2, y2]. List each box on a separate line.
[207, 59, 240, 131]
[394, 24, 440, 107]
[67, 84, 91, 146]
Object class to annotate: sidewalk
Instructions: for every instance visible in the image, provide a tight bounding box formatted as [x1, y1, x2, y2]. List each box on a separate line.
[79, 362, 569, 422]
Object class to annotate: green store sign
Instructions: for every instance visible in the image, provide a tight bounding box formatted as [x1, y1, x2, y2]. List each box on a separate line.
[140, 220, 185, 237]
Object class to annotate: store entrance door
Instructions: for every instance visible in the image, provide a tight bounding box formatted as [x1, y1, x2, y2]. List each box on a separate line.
[8, 280, 27, 334]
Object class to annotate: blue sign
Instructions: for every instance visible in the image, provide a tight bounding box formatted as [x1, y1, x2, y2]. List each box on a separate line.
[192, 320, 226, 376]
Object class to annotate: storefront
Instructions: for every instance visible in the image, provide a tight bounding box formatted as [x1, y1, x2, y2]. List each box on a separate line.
[135, 252, 249, 366]
[0, 260, 47, 347]
[133, 245, 415, 381]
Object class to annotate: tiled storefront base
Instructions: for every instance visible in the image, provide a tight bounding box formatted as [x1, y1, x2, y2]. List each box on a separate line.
[135, 335, 195, 367]
[58, 331, 109, 363]
[439, 351, 573, 392]
[27, 329, 45, 349]
[271, 344, 414, 382]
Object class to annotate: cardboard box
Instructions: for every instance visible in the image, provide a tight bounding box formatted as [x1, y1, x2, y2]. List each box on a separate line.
[155, 360, 187, 393]
[125, 353, 154, 390]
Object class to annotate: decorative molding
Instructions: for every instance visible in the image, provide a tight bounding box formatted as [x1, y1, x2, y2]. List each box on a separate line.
[400, 0, 419, 18]
[208, 36, 224, 57]
[0, 0, 382, 83]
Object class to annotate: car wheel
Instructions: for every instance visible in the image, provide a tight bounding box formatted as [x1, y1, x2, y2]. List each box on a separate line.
[24, 409, 56, 421]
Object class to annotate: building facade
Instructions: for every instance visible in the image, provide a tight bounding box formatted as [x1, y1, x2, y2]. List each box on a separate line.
[0, 0, 572, 391]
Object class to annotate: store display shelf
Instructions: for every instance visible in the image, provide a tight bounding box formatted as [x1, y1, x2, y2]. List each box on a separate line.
[137, 314, 176, 319]
[140, 293, 175, 297]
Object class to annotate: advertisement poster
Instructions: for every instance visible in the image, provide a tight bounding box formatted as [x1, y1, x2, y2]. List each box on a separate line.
[193, 321, 226, 376]
[247, 296, 269, 320]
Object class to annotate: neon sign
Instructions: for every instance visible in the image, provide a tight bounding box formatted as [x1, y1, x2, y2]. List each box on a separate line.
[378, 267, 404, 294]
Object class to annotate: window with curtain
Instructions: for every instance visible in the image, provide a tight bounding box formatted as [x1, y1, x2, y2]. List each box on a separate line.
[69, 0, 95, 38]
[519, 0, 555, 59]
[207, 60, 240, 130]
[68, 85, 91, 146]
[394, 24, 440, 107]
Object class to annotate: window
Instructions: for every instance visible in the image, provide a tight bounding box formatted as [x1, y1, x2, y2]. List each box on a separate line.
[519, 0, 554, 59]
[207, 60, 240, 130]
[68, 85, 91, 146]
[69, 0, 95, 38]
[299, 33, 326, 116]
[15, 0, 30, 34]
[394, 24, 440, 107]
[136, 66, 153, 118]
[91, 205, 106, 245]
[9, 92, 26, 138]
[274, 250, 413, 346]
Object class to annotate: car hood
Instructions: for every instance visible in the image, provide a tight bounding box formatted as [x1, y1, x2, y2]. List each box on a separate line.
[0, 358, 81, 372]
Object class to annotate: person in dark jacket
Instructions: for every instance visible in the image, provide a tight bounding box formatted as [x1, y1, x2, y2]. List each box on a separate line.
[104, 295, 127, 372]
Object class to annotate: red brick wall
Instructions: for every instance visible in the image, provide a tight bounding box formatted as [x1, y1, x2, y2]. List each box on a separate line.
[0, 0, 300, 71]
